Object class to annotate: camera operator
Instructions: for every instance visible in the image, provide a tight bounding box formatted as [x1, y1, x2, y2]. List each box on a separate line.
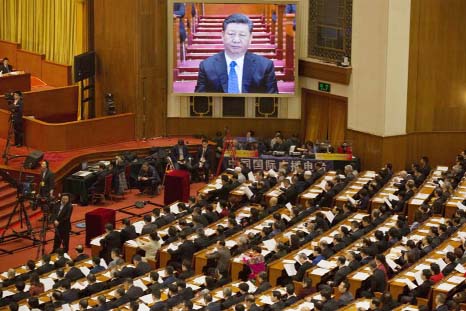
[52, 193, 73, 253]
[9, 91, 24, 147]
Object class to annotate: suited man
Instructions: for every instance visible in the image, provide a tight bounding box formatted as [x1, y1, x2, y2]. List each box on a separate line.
[171, 139, 191, 170]
[10, 91, 24, 147]
[100, 223, 122, 263]
[120, 218, 138, 243]
[123, 278, 144, 301]
[0, 57, 13, 73]
[195, 14, 278, 94]
[80, 273, 107, 297]
[194, 139, 213, 182]
[206, 240, 231, 276]
[137, 162, 161, 196]
[167, 231, 197, 267]
[293, 252, 313, 282]
[331, 256, 352, 286]
[254, 272, 271, 294]
[433, 293, 448, 311]
[133, 254, 152, 276]
[36, 253, 55, 275]
[39, 160, 55, 198]
[52, 193, 73, 253]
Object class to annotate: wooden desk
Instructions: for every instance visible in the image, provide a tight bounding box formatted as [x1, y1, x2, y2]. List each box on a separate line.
[0, 72, 31, 94]
[305, 215, 399, 288]
[407, 166, 448, 223]
[370, 172, 404, 211]
[431, 263, 466, 309]
[388, 223, 466, 302]
[193, 204, 272, 277]
[197, 172, 232, 197]
[339, 299, 418, 311]
[282, 292, 324, 310]
[334, 171, 377, 207]
[347, 216, 447, 298]
[444, 175, 466, 218]
[298, 171, 336, 206]
[267, 212, 368, 286]
[158, 205, 252, 268]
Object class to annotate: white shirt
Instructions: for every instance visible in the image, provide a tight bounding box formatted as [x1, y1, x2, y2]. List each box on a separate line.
[224, 53, 245, 93]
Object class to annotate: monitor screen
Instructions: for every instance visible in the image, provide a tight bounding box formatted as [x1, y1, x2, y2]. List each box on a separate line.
[170, 1, 298, 97]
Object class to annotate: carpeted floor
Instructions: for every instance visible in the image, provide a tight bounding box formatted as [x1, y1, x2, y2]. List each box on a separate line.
[0, 182, 205, 270]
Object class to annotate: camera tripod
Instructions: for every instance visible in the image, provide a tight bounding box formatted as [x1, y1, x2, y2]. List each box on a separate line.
[0, 191, 34, 246]
[2, 113, 16, 165]
[35, 198, 52, 258]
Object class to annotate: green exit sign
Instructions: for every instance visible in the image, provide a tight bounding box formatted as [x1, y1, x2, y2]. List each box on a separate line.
[318, 82, 331, 92]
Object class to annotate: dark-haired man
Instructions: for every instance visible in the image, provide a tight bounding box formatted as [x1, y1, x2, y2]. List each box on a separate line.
[195, 14, 278, 94]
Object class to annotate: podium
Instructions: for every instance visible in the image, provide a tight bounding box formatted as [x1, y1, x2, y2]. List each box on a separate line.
[85, 208, 116, 246]
[164, 170, 190, 205]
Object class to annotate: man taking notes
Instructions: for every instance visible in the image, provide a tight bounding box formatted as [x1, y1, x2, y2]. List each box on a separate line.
[195, 14, 278, 94]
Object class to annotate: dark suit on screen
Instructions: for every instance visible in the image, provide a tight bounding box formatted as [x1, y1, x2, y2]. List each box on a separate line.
[195, 51, 278, 94]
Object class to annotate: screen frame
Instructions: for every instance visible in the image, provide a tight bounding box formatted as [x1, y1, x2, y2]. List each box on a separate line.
[168, 0, 300, 98]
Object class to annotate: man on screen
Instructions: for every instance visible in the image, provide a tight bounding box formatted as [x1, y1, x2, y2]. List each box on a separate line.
[195, 14, 278, 94]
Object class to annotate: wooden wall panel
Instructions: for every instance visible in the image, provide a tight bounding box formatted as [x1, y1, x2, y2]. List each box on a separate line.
[166, 118, 301, 140]
[346, 130, 465, 171]
[346, 130, 383, 171]
[0, 40, 20, 66]
[94, 0, 166, 138]
[0, 86, 78, 121]
[15, 50, 44, 78]
[41, 61, 72, 87]
[94, 0, 138, 118]
[407, 0, 466, 132]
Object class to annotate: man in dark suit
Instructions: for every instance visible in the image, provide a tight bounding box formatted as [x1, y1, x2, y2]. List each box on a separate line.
[133, 254, 152, 276]
[167, 231, 196, 267]
[120, 218, 138, 243]
[36, 253, 55, 275]
[0, 57, 13, 73]
[137, 161, 161, 196]
[60, 279, 80, 303]
[74, 244, 89, 262]
[254, 272, 271, 294]
[171, 139, 191, 170]
[80, 273, 107, 297]
[331, 256, 352, 286]
[64, 260, 85, 282]
[39, 160, 55, 198]
[100, 223, 122, 263]
[123, 278, 144, 301]
[195, 14, 278, 94]
[194, 139, 213, 182]
[52, 193, 73, 253]
[293, 252, 313, 282]
[10, 91, 24, 147]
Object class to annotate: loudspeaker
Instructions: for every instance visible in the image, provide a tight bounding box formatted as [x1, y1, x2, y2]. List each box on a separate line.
[24, 150, 44, 169]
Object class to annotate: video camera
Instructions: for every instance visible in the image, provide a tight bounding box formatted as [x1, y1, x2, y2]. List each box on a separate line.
[4, 92, 14, 102]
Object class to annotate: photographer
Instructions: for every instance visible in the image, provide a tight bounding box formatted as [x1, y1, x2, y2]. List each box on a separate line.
[8, 91, 24, 147]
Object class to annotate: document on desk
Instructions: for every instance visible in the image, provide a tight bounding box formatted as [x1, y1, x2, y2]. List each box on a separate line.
[356, 301, 371, 310]
[260, 295, 274, 305]
[134, 279, 148, 291]
[436, 282, 456, 291]
[395, 278, 417, 290]
[284, 263, 297, 276]
[317, 260, 336, 270]
[455, 264, 466, 273]
[90, 235, 104, 246]
[225, 240, 237, 248]
[414, 271, 424, 286]
[311, 267, 330, 276]
[263, 239, 277, 251]
[139, 293, 154, 305]
[352, 272, 370, 281]
[193, 275, 207, 284]
[187, 284, 201, 291]
[448, 275, 466, 284]
[410, 199, 425, 205]
[41, 277, 55, 291]
[133, 221, 144, 234]
[436, 258, 447, 271]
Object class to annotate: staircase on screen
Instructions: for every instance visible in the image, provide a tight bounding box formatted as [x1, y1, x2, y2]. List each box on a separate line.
[174, 15, 291, 91]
